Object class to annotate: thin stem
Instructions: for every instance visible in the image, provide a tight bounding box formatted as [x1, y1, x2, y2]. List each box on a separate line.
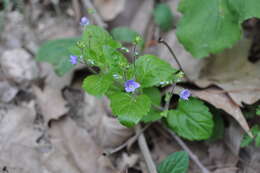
[132, 44, 137, 80]
[103, 124, 151, 156]
[158, 37, 190, 81]
[165, 127, 211, 173]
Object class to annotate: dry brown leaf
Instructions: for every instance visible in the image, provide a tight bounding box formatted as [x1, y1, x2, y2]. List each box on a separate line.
[0, 81, 18, 103]
[44, 117, 119, 173]
[94, 0, 126, 21]
[96, 116, 134, 149]
[33, 85, 68, 123]
[224, 121, 244, 155]
[130, 0, 154, 36]
[0, 103, 44, 173]
[207, 141, 239, 170]
[1, 49, 39, 83]
[196, 38, 260, 106]
[39, 62, 74, 91]
[192, 88, 251, 136]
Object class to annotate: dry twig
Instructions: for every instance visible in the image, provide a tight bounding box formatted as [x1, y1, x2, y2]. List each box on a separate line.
[136, 125, 158, 173]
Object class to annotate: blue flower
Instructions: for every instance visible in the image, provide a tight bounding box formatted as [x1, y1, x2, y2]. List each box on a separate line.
[80, 16, 89, 26]
[70, 55, 78, 65]
[124, 80, 140, 93]
[180, 89, 191, 100]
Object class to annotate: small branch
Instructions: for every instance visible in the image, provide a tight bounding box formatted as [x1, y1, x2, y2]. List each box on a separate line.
[136, 125, 158, 173]
[165, 128, 211, 173]
[81, 0, 107, 28]
[103, 124, 151, 156]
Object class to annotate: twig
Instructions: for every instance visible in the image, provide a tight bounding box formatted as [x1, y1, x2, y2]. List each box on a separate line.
[103, 124, 151, 156]
[81, 0, 107, 28]
[136, 125, 157, 173]
[165, 127, 211, 173]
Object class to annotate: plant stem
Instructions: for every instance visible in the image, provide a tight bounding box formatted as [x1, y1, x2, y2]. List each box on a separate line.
[158, 37, 190, 81]
[165, 127, 211, 173]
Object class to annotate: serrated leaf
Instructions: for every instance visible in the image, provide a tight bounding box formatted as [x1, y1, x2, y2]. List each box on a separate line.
[82, 25, 121, 68]
[153, 3, 174, 31]
[83, 25, 121, 53]
[176, 0, 260, 58]
[111, 27, 144, 48]
[167, 98, 214, 140]
[110, 93, 151, 127]
[36, 37, 79, 76]
[157, 151, 189, 173]
[82, 74, 112, 96]
[135, 55, 178, 88]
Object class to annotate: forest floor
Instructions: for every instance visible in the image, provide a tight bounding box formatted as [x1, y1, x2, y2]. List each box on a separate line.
[0, 0, 260, 173]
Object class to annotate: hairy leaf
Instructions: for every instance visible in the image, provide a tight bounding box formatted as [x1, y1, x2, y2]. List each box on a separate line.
[167, 98, 214, 140]
[135, 55, 178, 88]
[153, 3, 174, 31]
[176, 0, 260, 58]
[110, 93, 151, 127]
[111, 27, 144, 47]
[158, 151, 189, 173]
[36, 38, 79, 76]
[82, 74, 112, 96]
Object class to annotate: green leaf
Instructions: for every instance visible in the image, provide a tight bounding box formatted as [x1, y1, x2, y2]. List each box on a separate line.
[82, 25, 121, 67]
[153, 3, 174, 31]
[142, 87, 163, 123]
[36, 37, 79, 76]
[167, 98, 214, 140]
[83, 25, 120, 52]
[82, 74, 112, 96]
[256, 106, 260, 116]
[143, 87, 161, 106]
[241, 125, 260, 148]
[157, 151, 189, 173]
[110, 93, 151, 127]
[176, 0, 260, 58]
[142, 109, 162, 123]
[135, 55, 178, 88]
[111, 27, 144, 47]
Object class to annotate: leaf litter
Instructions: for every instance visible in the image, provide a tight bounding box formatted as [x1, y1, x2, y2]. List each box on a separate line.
[0, 0, 260, 173]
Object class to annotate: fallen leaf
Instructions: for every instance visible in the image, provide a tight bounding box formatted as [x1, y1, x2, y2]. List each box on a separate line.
[0, 81, 18, 103]
[0, 103, 44, 173]
[130, 0, 154, 36]
[197, 38, 260, 106]
[94, 0, 126, 21]
[1, 49, 39, 83]
[96, 116, 134, 149]
[44, 117, 119, 173]
[33, 85, 68, 124]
